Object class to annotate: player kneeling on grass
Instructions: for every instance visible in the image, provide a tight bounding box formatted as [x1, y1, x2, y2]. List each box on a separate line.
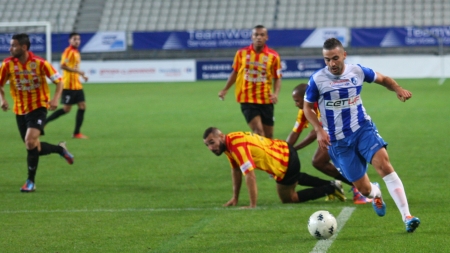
[203, 127, 346, 208]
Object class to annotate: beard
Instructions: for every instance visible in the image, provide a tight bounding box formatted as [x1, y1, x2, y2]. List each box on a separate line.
[213, 142, 227, 156]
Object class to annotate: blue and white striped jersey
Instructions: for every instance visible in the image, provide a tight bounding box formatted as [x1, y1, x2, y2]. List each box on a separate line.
[304, 64, 377, 141]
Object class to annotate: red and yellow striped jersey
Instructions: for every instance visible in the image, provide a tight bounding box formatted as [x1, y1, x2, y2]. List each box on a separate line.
[224, 131, 290, 181]
[232, 44, 282, 104]
[60, 45, 82, 90]
[0, 52, 62, 115]
[292, 103, 320, 134]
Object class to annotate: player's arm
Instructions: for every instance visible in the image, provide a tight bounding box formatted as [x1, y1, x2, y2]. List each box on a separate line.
[292, 129, 317, 150]
[45, 62, 63, 110]
[0, 84, 8, 111]
[224, 167, 242, 207]
[243, 169, 257, 208]
[270, 78, 281, 104]
[0, 64, 9, 111]
[219, 70, 237, 100]
[373, 71, 412, 102]
[270, 56, 282, 104]
[61, 63, 88, 82]
[304, 102, 330, 149]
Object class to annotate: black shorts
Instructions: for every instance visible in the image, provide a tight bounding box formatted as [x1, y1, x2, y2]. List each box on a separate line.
[16, 107, 47, 141]
[240, 103, 274, 126]
[61, 89, 85, 105]
[277, 145, 301, 186]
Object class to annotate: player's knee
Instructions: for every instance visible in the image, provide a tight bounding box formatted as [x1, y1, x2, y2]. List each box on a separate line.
[24, 139, 38, 150]
[312, 157, 324, 169]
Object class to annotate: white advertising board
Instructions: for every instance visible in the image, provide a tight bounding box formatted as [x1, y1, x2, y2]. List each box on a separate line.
[62, 60, 196, 83]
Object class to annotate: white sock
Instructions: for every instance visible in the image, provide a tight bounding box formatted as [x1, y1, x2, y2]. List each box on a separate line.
[368, 182, 382, 198]
[383, 172, 411, 220]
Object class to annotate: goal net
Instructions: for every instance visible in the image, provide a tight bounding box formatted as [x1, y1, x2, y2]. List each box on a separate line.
[0, 21, 52, 62]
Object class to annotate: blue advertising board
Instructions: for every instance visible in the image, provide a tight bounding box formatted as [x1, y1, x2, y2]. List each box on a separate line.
[0, 32, 126, 54]
[134, 28, 349, 50]
[196, 59, 325, 80]
[0, 33, 47, 53]
[351, 26, 450, 47]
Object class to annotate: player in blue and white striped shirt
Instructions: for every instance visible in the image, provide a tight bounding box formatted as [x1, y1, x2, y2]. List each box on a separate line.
[303, 38, 420, 233]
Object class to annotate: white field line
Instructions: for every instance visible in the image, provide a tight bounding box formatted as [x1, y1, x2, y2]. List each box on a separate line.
[0, 205, 326, 214]
[310, 207, 356, 253]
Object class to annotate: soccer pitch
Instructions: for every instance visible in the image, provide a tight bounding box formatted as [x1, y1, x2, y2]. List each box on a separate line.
[0, 79, 448, 252]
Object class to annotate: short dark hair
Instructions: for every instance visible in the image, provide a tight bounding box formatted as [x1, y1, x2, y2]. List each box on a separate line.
[293, 83, 308, 95]
[12, 33, 30, 50]
[203, 127, 219, 139]
[254, 25, 265, 30]
[69, 32, 80, 39]
[323, 38, 343, 50]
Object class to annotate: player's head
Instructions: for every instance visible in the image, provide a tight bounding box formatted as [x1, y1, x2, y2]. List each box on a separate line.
[10, 33, 30, 58]
[69, 32, 81, 48]
[323, 38, 347, 75]
[203, 127, 226, 156]
[252, 25, 268, 49]
[292, 83, 308, 109]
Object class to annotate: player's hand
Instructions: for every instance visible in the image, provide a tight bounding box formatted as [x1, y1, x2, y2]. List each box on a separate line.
[218, 90, 227, 101]
[396, 88, 412, 102]
[223, 197, 238, 207]
[1, 101, 9, 111]
[270, 93, 278, 104]
[82, 75, 89, 82]
[48, 99, 58, 111]
[316, 128, 331, 150]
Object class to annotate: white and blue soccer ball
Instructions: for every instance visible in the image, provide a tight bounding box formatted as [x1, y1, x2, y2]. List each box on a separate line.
[307, 210, 337, 240]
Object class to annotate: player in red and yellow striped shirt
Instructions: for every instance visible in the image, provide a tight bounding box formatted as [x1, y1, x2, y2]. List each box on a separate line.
[218, 25, 282, 139]
[0, 33, 74, 192]
[286, 84, 371, 204]
[45, 32, 89, 139]
[203, 127, 346, 208]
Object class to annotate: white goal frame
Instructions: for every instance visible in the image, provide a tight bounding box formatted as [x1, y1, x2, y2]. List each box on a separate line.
[0, 21, 52, 62]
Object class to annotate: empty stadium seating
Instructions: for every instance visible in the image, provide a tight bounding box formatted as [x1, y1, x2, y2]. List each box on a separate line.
[0, 0, 448, 33]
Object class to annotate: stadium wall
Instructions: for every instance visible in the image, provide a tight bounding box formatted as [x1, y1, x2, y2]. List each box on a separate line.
[63, 55, 450, 83]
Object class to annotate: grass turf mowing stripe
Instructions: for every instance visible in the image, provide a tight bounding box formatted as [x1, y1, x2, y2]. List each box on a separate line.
[310, 207, 356, 253]
[0, 205, 332, 214]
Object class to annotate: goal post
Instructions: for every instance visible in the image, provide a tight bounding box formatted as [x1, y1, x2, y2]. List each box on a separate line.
[0, 21, 52, 62]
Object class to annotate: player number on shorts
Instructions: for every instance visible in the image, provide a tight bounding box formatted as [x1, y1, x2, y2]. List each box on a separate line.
[65, 95, 71, 103]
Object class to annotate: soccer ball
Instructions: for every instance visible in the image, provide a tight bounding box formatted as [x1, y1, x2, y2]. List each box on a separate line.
[307, 210, 337, 240]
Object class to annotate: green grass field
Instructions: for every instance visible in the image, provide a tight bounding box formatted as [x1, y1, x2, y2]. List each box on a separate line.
[1, 79, 449, 253]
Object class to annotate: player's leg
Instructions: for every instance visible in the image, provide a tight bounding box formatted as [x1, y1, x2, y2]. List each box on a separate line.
[247, 116, 265, 136]
[241, 103, 265, 137]
[313, 147, 371, 203]
[22, 126, 40, 192]
[371, 148, 419, 231]
[313, 146, 352, 185]
[73, 90, 87, 138]
[277, 145, 345, 203]
[276, 182, 344, 203]
[45, 90, 72, 125]
[260, 103, 274, 139]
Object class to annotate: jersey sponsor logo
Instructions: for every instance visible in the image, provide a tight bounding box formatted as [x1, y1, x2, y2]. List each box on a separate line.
[325, 95, 361, 109]
[240, 161, 252, 174]
[330, 78, 351, 87]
